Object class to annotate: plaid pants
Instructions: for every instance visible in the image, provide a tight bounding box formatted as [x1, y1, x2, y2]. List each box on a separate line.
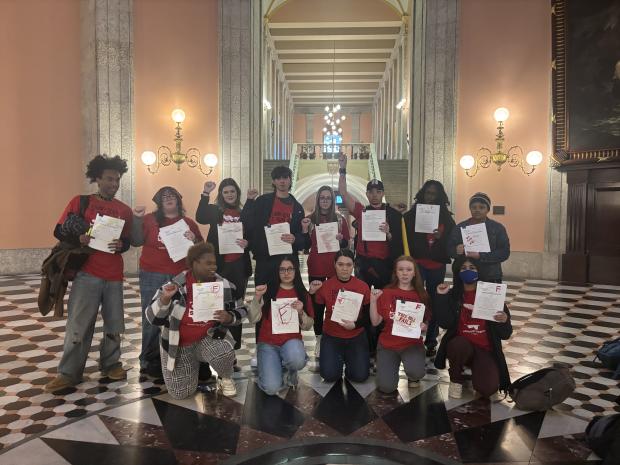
[161, 336, 235, 399]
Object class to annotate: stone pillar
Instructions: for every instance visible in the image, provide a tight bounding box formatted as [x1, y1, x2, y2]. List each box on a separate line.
[306, 113, 314, 143]
[81, 0, 136, 270]
[408, 0, 458, 205]
[219, 0, 262, 191]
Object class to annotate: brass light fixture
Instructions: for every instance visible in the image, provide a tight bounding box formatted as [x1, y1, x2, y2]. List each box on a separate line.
[459, 107, 543, 177]
[141, 109, 218, 176]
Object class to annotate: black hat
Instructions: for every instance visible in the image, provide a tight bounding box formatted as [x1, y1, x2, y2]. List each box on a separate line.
[366, 179, 384, 191]
[469, 192, 491, 209]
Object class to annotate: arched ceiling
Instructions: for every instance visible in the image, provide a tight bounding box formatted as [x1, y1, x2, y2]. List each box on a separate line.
[264, 0, 408, 108]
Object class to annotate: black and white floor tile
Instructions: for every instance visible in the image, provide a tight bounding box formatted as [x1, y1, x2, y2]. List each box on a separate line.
[0, 264, 619, 464]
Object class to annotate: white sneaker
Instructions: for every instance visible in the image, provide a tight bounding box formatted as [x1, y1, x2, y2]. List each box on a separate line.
[217, 377, 237, 397]
[250, 357, 257, 368]
[314, 335, 322, 359]
[449, 382, 463, 398]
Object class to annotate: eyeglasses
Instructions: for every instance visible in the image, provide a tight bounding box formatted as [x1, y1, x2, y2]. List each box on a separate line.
[279, 267, 295, 274]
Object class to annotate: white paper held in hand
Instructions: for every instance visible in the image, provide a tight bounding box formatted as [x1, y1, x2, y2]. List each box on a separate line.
[414, 204, 440, 234]
[361, 209, 386, 241]
[88, 214, 125, 253]
[331, 290, 363, 324]
[391, 301, 425, 338]
[271, 298, 299, 334]
[191, 282, 224, 322]
[472, 281, 507, 321]
[316, 222, 340, 253]
[159, 219, 194, 262]
[265, 223, 293, 255]
[218, 222, 244, 254]
[460, 223, 491, 253]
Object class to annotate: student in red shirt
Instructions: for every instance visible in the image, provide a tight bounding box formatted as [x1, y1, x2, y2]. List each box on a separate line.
[302, 185, 350, 358]
[248, 256, 314, 395]
[370, 256, 431, 393]
[196, 178, 252, 357]
[433, 257, 513, 399]
[46, 155, 133, 392]
[309, 249, 371, 383]
[131, 186, 203, 378]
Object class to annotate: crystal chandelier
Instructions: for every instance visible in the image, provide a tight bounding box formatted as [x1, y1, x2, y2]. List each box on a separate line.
[322, 42, 345, 140]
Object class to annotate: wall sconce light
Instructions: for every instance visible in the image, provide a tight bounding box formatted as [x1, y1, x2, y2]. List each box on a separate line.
[263, 99, 272, 110]
[140, 109, 217, 176]
[459, 107, 543, 177]
[396, 98, 406, 110]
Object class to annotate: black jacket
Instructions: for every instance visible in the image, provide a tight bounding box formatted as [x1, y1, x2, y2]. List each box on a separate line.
[403, 205, 455, 264]
[433, 291, 513, 393]
[195, 195, 252, 277]
[241, 192, 306, 260]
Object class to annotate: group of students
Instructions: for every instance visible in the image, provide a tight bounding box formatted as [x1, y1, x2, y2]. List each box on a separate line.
[45, 154, 513, 402]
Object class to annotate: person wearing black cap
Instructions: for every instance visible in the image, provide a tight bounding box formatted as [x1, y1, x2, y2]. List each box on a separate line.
[447, 192, 510, 282]
[130, 186, 203, 377]
[338, 154, 403, 289]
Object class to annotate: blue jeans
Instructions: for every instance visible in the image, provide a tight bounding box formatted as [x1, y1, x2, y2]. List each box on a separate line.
[139, 270, 174, 370]
[319, 331, 370, 383]
[58, 271, 124, 383]
[257, 339, 307, 395]
[418, 264, 446, 349]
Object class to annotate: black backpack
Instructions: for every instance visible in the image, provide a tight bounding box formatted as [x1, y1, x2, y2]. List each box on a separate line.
[594, 337, 620, 380]
[508, 366, 576, 411]
[585, 413, 620, 464]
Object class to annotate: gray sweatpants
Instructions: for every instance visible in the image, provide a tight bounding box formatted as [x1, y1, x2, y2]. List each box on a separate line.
[376, 343, 426, 393]
[161, 336, 235, 399]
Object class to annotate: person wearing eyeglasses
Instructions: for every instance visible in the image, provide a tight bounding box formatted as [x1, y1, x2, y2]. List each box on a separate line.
[130, 186, 203, 379]
[248, 257, 314, 395]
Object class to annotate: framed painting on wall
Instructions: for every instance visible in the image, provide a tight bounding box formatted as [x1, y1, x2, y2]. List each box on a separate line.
[551, 0, 620, 168]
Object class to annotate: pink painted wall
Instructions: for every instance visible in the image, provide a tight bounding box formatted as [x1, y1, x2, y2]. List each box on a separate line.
[360, 112, 373, 142]
[293, 113, 306, 142]
[455, 0, 551, 252]
[134, 0, 219, 239]
[0, 0, 82, 249]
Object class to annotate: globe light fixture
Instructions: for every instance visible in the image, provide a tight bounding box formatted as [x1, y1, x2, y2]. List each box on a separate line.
[140, 108, 217, 176]
[459, 107, 544, 177]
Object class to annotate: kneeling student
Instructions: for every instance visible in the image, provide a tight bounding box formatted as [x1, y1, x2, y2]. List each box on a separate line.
[248, 256, 314, 395]
[310, 249, 371, 383]
[147, 242, 246, 399]
[370, 256, 431, 393]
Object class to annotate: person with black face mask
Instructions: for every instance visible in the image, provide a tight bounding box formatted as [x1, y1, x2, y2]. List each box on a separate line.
[432, 256, 513, 399]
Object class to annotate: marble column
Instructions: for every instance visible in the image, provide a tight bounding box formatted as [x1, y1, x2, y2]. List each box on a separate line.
[408, 0, 458, 205]
[306, 113, 314, 143]
[219, 0, 262, 191]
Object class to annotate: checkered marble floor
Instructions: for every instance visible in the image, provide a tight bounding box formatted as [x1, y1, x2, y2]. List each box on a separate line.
[0, 263, 619, 464]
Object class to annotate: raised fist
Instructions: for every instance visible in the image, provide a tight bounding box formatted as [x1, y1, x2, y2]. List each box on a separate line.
[254, 284, 267, 299]
[436, 283, 450, 295]
[309, 280, 323, 295]
[133, 206, 146, 217]
[203, 181, 216, 194]
[247, 188, 259, 200]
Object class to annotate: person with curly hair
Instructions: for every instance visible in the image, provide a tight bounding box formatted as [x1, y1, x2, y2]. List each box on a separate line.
[403, 180, 455, 356]
[46, 155, 133, 392]
[131, 186, 203, 378]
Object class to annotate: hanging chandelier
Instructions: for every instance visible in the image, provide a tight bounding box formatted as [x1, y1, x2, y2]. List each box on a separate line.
[322, 41, 345, 139]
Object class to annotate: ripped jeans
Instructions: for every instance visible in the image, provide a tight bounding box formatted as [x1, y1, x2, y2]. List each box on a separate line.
[57, 271, 125, 383]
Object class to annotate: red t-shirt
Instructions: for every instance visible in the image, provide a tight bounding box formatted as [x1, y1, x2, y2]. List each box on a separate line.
[314, 276, 370, 339]
[179, 272, 216, 346]
[269, 196, 294, 225]
[222, 208, 243, 263]
[258, 287, 314, 346]
[57, 195, 132, 281]
[139, 214, 203, 274]
[352, 202, 390, 259]
[457, 290, 492, 351]
[307, 215, 350, 278]
[377, 288, 430, 351]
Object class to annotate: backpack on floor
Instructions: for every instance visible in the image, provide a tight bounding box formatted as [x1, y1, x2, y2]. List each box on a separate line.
[594, 337, 620, 380]
[508, 366, 575, 411]
[585, 414, 620, 461]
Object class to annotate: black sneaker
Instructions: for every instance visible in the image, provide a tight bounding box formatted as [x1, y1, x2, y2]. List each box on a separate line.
[425, 347, 437, 357]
